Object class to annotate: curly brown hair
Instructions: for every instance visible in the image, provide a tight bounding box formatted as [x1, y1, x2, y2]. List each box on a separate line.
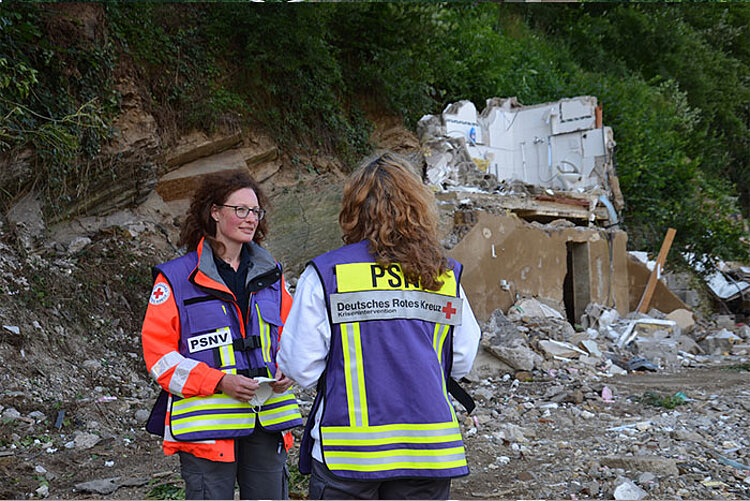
[339, 151, 450, 291]
[179, 170, 269, 254]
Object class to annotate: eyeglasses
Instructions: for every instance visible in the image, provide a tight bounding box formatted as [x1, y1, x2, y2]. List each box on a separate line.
[217, 204, 266, 221]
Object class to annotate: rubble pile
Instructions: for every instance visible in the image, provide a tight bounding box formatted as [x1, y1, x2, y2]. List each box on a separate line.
[449, 299, 750, 499]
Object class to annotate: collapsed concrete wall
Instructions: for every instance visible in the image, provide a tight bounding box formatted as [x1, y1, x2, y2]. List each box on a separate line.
[449, 211, 629, 324]
[420, 96, 622, 214]
[627, 256, 690, 314]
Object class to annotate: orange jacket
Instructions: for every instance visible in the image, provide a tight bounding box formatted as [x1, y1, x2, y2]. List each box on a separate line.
[141, 239, 293, 462]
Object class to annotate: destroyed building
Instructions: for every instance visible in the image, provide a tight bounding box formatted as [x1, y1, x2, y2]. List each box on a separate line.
[419, 96, 687, 325]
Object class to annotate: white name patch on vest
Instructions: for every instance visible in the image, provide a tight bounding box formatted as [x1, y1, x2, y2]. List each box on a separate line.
[188, 327, 232, 353]
[330, 290, 463, 326]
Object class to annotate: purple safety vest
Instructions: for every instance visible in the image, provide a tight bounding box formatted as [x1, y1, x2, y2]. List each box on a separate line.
[154, 241, 302, 441]
[300, 240, 469, 480]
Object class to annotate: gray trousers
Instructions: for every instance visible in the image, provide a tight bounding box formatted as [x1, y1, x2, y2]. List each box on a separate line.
[178, 428, 287, 500]
[309, 459, 451, 500]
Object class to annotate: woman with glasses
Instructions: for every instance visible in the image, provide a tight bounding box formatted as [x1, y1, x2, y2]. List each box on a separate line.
[141, 170, 303, 500]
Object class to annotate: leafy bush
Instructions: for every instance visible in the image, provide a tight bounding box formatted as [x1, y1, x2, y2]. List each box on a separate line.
[1, 3, 748, 264]
[0, 5, 115, 215]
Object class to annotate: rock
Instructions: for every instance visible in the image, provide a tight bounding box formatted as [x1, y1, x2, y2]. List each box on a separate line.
[7, 191, 46, 252]
[495, 455, 511, 465]
[614, 479, 647, 500]
[514, 371, 533, 382]
[28, 410, 46, 422]
[35, 484, 49, 498]
[560, 389, 584, 404]
[583, 480, 600, 496]
[638, 472, 656, 484]
[2, 407, 21, 422]
[496, 423, 526, 442]
[75, 477, 121, 495]
[82, 359, 102, 370]
[538, 339, 587, 359]
[74, 432, 101, 450]
[134, 409, 150, 423]
[485, 340, 542, 371]
[671, 428, 703, 442]
[2, 325, 20, 335]
[738, 324, 750, 340]
[68, 236, 92, 254]
[666, 308, 695, 334]
[473, 387, 494, 401]
[601, 455, 679, 476]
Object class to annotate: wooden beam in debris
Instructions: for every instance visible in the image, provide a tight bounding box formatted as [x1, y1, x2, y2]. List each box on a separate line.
[636, 228, 677, 314]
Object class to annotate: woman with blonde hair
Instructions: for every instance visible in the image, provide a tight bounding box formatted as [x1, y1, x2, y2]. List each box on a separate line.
[279, 151, 480, 499]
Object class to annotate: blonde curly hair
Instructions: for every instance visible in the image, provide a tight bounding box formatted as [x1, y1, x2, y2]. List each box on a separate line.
[339, 151, 450, 291]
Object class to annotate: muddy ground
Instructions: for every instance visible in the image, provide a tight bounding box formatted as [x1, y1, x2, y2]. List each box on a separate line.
[1, 362, 748, 499]
[1, 226, 749, 500]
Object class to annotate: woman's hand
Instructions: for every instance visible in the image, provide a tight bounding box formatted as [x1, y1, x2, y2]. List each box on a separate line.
[217, 374, 259, 402]
[270, 367, 294, 394]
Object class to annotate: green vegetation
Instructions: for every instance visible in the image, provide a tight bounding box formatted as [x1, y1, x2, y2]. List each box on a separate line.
[639, 391, 689, 409]
[0, 5, 115, 216]
[288, 464, 309, 499]
[0, 3, 748, 263]
[146, 481, 184, 500]
[724, 362, 750, 372]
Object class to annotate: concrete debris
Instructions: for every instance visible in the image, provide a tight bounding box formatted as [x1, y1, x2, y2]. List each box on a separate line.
[508, 298, 565, 322]
[602, 455, 679, 476]
[538, 339, 587, 359]
[74, 477, 121, 495]
[666, 308, 695, 334]
[73, 432, 101, 450]
[581, 303, 620, 331]
[614, 479, 648, 501]
[419, 96, 617, 197]
[699, 329, 743, 355]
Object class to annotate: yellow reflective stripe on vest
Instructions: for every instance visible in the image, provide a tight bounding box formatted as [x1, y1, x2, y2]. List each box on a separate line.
[255, 303, 273, 375]
[325, 447, 468, 472]
[257, 392, 303, 427]
[321, 421, 462, 446]
[433, 323, 450, 365]
[171, 416, 256, 436]
[170, 393, 256, 436]
[341, 322, 368, 427]
[219, 344, 236, 368]
[172, 393, 250, 416]
[336, 263, 457, 296]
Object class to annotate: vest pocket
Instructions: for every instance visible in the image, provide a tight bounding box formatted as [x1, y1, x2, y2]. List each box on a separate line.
[183, 300, 235, 366]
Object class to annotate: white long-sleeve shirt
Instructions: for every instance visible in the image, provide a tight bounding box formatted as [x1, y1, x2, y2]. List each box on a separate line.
[277, 264, 481, 461]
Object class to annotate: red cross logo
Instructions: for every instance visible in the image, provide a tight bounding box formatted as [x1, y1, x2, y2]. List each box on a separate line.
[442, 302, 456, 319]
[150, 283, 170, 305]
